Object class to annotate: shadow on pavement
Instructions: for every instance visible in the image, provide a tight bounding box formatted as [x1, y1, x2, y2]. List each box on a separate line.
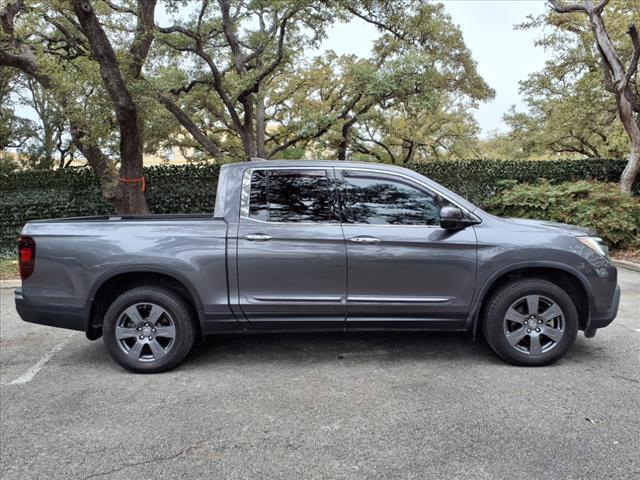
[72, 329, 605, 372]
[184, 331, 503, 367]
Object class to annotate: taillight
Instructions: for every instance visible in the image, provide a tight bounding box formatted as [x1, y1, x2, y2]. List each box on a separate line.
[18, 236, 36, 280]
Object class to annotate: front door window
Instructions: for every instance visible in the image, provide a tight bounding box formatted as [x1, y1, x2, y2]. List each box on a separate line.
[341, 174, 441, 226]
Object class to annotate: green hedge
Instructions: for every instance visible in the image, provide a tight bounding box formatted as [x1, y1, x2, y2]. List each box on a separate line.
[408, 158, 634, 203]
[0, 159, 636, 255]
[485, 180, 640, 249]
[1, 164, 221, 254]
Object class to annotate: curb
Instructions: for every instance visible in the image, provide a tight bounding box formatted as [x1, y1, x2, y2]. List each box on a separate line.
[612, 260, 640, 273]
[0, 280, 20, 289]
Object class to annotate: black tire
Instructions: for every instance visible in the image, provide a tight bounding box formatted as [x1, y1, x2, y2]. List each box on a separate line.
[482, 279, 578, 366]
[103, 287, 196, 373]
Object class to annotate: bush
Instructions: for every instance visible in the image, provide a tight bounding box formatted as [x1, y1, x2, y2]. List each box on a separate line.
[408, 158, 634, 204]
[484, 181, 640, 249]
[0, 164, 221, 256]
[0, 158, 637, 255]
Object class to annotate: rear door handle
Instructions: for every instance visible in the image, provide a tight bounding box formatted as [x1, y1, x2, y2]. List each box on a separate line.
[350, 235, 380, 244]
[243, 233, 272, 242]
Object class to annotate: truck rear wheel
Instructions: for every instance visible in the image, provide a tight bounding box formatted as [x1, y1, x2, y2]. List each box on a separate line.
[103, 287, 196, 373]
[482, 279, 578, 366]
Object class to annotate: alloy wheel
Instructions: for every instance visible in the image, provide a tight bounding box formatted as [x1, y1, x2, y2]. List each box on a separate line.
[115, 303, 177, 363]
[502, 294, 565, 356]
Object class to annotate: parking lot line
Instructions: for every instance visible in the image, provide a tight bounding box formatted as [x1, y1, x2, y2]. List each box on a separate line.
[5, 335, 74, 386]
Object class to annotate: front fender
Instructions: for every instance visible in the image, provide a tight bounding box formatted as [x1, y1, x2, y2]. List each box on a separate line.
[466, 259, 596, 336]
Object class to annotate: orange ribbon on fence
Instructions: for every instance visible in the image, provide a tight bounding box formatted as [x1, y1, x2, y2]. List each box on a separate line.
[118, 177, 146, 192]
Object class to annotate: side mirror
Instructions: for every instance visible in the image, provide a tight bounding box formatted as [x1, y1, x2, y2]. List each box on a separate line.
[440, 206, 478, 230]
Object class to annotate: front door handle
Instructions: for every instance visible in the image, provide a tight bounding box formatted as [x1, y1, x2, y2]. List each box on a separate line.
[243, 233, 273, 242]
[350, 235, 381, 244]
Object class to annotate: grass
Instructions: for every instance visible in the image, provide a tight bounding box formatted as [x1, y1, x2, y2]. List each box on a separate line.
[0, 257, 19, 281]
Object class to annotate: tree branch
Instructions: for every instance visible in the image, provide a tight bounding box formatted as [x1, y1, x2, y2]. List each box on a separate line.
[127, 0, 157, 79]
[236, 10, 295, 100]
[169, 78, 213, 95]
[157, 24, 198, 39]
[158, 94, 223, 160]
[71, 0, 135, 114]
[548, 0, 609, 14]
[101, 0, 136, 15]
[0, 0, 23, 36]
[343, 5, 407, 42]
[218, 0, 245, 74]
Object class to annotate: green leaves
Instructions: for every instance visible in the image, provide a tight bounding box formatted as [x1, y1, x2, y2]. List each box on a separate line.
[485, 180, 640, 249]
[409, 158, 634, 204]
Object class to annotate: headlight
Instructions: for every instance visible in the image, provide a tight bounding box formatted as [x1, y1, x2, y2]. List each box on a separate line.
[577, 236, 610, 258]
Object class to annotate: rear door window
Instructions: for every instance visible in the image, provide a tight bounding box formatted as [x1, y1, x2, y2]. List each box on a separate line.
[248, 169, 333, 223]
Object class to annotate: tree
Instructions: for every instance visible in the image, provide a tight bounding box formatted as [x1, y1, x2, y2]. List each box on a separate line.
[349, 94, 484, 164]
[155, 0, 337, 160]
[69, 0, 157, 213]
[156, 0, 493, 162]
[10, 75, 75, 169]
[0, 0, 157, 213]
[548, 0, 639, 192]
[484, 1, 636, 162]
[0, 68, 38, 155]
[329, 1, 492, 161]
[3, 0, 493, 190]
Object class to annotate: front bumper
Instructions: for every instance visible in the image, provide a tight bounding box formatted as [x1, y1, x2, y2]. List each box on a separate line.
[15, 288, 86, 332]
[588, 284, 620, 330]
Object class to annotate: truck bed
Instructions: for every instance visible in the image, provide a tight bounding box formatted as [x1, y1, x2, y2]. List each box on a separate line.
[19, 214, 231, 336]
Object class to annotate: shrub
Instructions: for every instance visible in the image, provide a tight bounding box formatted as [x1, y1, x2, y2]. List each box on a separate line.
[484, 181, 640, 249]
[408, 158, 634, 204]
[0, 164, 221, 255]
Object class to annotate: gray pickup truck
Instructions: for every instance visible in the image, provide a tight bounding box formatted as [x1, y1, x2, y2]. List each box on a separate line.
[15, 160, 620, 372]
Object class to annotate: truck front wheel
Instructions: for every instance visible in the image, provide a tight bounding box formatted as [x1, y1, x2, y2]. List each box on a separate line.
[482, 279, 579, 366]
[103, 287, 196, 373]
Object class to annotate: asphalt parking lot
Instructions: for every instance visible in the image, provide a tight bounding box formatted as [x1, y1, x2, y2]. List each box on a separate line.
[1, 270, 639, 480]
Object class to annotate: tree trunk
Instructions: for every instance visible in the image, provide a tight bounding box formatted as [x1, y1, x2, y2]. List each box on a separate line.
[241, 99, 256, 158]
[117, 119, 149, 214]
[41, 120, 54, 169]
[256, 96, 266, 158]
[71, 0, 149, 214]
[338, 122, 351, 160]
[610, 54, 640, 194]
[549, 1, 639, 192]
[586, 12, 639, 192]
[620, 141, 640, 193]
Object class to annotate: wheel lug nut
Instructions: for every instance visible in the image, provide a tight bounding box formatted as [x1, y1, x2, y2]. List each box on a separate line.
[139, 335, 144, 339]
[137, 327, 141, 331]
[152, 328, 156, 332]
[536, 328, 541, 332]
[538, 320, 543, 324]
[148, 336, 153, 341]
[526, 328, 531, 333]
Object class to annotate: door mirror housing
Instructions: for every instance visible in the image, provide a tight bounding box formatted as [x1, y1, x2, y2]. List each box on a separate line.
[439, 206, 479, 230]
